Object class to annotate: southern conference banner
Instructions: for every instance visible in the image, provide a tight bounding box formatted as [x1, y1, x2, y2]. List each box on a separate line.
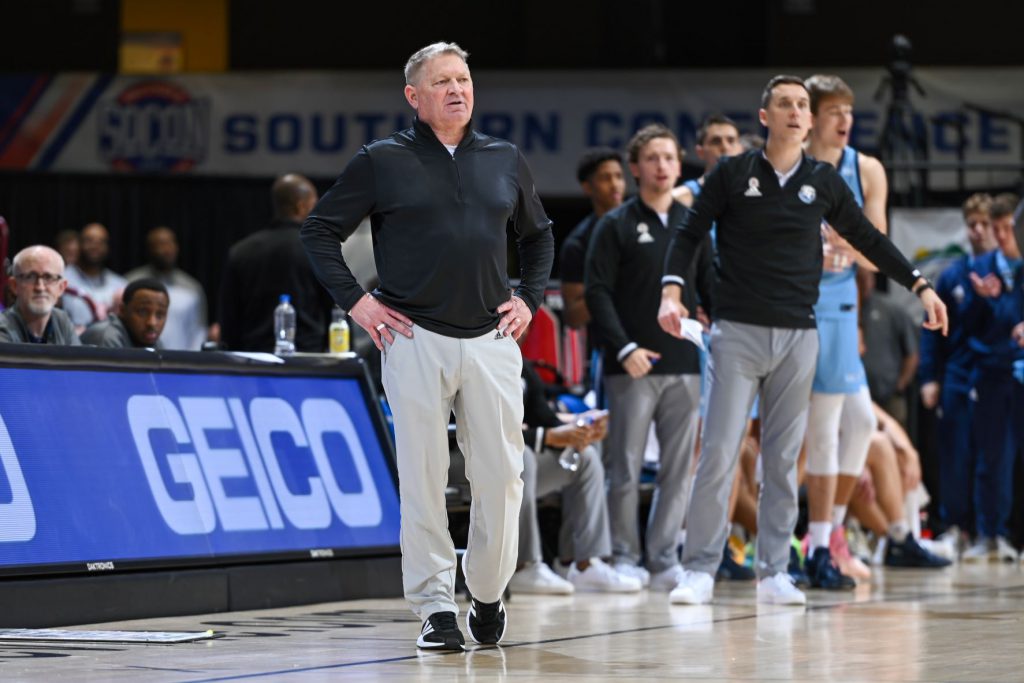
[0, 68, 1021, 194]
[0, 367, 400, 574]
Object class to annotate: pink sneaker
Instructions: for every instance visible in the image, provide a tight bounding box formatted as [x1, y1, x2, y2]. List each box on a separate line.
[831, 526, 871, 580]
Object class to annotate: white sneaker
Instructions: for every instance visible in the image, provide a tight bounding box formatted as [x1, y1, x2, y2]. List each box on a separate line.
[508, 562, 574, 595]
[757, 573, 806, 606]
[995, 537, 1019, 563]
[669, 569, 715, 605]
[649, 564, 686, 592]
[552, 559, 572, 579]
[613, 562, 651, 588]
[920, 535, 957, 562]
[569, 558, 642, 593]
[870, 535, 888, 566]
[962, 537, 993, 563]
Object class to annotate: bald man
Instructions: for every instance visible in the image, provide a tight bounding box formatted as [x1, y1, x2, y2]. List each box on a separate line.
[0, 245, 80, 345]
[219, 173, 335, 352]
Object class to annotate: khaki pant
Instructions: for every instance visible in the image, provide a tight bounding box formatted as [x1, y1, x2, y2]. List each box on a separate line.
[382, 325, 524, 620]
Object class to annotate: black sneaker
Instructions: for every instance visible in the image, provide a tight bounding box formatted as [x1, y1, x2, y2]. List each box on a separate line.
[417, 611, 465, 651]
[466, 597, 506, 645]
[717, 541, 756, 581]
[806, 547, 856, 590]
[788, 544, 811, 588]
[884, 535, 953, 568]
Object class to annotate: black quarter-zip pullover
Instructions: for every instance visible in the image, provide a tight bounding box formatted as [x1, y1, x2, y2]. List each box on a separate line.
[664, 149, 921, 329]
[586, 196, 713, 375]
[302, 117, 554, 338]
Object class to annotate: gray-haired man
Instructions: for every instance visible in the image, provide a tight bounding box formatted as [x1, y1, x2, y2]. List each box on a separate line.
[0, 245, 80, 345]
[302, 42, 554, 650]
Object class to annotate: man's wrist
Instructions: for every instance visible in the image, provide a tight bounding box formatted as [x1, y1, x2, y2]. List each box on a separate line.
[616, 342, 639, 363]
[912, 279, 933, 297]
[660, 282, 683, 302]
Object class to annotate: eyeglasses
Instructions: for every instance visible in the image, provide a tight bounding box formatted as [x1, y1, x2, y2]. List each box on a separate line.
[13, 272, 63, 285]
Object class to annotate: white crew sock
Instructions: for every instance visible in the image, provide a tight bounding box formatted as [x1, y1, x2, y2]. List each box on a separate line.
[888, 521, 910, 543]
[809, 521, 832, 552]
[904, 488, 922, 539]
[832, 505, 848, 528]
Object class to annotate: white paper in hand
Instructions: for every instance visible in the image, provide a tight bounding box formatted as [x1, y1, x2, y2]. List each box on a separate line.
[679, 318, 706, 350]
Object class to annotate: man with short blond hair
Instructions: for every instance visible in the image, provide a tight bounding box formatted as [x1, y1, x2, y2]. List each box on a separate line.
[302, 41, 553, 650]
[0, 245, 80, 345]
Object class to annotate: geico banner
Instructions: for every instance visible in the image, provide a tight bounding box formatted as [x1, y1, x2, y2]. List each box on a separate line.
[0, 68, 1020, 194]
[0, 367, 400, 574]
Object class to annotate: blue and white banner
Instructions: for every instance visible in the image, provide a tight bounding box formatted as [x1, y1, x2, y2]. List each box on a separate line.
[0, 68, 1020, 194]
[0, 366, 400, 575]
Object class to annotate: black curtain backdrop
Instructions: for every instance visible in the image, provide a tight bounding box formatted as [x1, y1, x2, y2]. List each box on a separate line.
[0, 171, 276, 323]
[0, 171, 592, 322]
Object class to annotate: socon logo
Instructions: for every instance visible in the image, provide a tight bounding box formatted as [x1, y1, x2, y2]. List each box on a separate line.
[0, 413, 37, 542]
[97, 80, 210, 172]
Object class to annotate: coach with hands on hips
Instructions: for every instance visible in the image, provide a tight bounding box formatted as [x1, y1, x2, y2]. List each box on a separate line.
[302, 42, 554, 650]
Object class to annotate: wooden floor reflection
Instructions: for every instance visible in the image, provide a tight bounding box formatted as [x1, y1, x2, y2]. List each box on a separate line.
[3, 564, 1022, 681]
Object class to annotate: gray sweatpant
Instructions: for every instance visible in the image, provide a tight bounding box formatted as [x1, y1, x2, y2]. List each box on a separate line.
[518, 444, 611, 564]
[681, 320, 818, 578]
[605, 373, 702, 573]
[382, 325, 524, 620]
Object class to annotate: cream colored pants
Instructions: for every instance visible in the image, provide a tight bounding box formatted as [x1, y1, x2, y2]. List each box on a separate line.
[382, 324, 524, 619]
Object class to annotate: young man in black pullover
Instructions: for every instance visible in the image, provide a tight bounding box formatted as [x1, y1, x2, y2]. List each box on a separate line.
[585, 124, 713, 592]
[658, 75, 947, 606]
[301, 42, 554, 650]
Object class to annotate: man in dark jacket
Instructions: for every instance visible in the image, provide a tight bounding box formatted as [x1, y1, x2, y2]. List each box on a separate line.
[659, 75, 947, 607]
[0, 245, 79, 345]
[301, 42, 554, 650]
[219, 173, 333, 352]
[586, 124, 712, 593]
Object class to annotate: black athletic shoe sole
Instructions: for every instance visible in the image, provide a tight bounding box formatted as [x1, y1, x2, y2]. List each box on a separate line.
[416, 634, 466, 651]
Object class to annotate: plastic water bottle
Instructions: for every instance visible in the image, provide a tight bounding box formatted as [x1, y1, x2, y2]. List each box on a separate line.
[329, 306, 350, 353]
[273, 294, 296, 356]
[557, 414, 594, 472]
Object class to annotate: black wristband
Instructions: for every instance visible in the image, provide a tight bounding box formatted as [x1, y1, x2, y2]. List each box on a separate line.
[914, 281, 934, 297]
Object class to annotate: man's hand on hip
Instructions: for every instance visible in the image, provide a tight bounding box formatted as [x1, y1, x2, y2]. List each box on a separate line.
[496, 295, 532, 340]
[350, 293, 414, 351]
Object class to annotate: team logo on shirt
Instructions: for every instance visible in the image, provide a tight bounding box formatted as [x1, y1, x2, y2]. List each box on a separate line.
[636, 223, 655, 244]
[798, 184, 817, 204]
[952, 284, 965, 304]
[744, 177, 762, 197]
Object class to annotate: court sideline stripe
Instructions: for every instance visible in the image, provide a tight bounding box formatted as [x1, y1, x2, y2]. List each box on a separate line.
[176, 580, 1024, 683]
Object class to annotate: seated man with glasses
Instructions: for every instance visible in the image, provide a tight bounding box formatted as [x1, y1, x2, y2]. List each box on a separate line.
[0, 245, 80, 345]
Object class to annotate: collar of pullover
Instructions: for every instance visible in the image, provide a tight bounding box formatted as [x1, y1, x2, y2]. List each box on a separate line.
[412, 116, 476, 153]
